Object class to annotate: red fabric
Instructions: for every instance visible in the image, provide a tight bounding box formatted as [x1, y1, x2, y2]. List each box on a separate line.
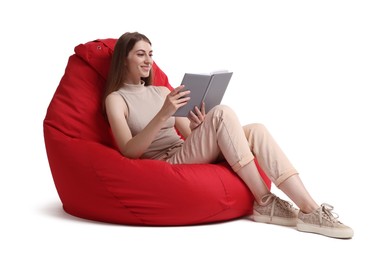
[43, 38, 271, 225]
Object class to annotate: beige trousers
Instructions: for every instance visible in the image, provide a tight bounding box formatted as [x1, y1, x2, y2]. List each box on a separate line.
[166, 105, 298, 186]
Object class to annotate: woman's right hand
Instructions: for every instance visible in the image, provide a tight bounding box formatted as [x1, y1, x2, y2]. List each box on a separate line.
[160, 85, 190, 118]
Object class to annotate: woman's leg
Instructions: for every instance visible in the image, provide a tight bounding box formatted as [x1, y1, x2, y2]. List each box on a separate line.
[242, 118, 353, 238]
[234, 152, 318, 212]
[233, 160, 270, 204]
[242, 123, 319, 212]
[278, 175, 318, 213]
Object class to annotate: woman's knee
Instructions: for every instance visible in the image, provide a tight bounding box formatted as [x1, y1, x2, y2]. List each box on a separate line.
[209, 104, 237, 119]
[243, 123, 268, 137]
[250, 123, 267, 132]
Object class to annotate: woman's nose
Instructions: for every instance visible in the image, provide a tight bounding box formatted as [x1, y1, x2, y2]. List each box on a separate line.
[145, 55, 153, 63]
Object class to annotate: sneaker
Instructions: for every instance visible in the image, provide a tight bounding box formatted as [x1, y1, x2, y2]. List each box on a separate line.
[251, 193, 298, 226]
[297, 203, 354, 239]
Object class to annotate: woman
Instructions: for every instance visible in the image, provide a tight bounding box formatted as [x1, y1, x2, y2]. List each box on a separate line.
[103, 31, 353, 239]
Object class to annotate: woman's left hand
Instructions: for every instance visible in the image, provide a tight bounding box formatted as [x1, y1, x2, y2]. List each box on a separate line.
[188, 102, 206, 130]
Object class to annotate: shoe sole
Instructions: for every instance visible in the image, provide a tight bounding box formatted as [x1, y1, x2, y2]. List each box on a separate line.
[297, 221, 354, 239]
[251, 211, 297, 227]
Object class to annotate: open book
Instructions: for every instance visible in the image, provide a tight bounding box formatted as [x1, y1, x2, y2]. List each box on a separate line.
[173, 71, 233, 117]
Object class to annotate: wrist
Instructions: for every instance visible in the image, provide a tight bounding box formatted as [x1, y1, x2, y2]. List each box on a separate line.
[156, 111, 170, 122]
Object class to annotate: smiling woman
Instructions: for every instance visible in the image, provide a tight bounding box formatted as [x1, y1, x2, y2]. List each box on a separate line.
[43, 37, 270, 226]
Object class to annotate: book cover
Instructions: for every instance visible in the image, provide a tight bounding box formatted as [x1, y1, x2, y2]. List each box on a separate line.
[173, 71, 233, 117]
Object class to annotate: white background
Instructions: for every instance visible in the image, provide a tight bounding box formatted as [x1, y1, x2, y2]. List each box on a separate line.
[1, 0, 377, 259]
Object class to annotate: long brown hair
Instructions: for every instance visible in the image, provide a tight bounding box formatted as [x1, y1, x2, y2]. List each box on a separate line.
[102, 32, 153, 113]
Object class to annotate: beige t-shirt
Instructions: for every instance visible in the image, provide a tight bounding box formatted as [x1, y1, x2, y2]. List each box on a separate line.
[116, 82, 184, 159]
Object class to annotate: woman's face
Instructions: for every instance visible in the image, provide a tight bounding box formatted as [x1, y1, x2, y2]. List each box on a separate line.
[125, 40, 153, 84]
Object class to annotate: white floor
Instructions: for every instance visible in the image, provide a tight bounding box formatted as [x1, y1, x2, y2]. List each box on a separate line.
[2, 1, 377, 259]
[3, 190, 373, 259]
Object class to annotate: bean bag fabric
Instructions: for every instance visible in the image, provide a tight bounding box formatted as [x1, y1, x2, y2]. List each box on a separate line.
[43, 38, 271, 226]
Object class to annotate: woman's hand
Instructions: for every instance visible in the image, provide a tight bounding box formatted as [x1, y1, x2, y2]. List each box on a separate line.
[159, 85, 190, 119]
[188, 102, 206, 130]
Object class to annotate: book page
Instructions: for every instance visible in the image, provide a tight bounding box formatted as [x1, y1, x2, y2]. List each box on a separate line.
[209, 69, 229, 75]
[204, 72, 233, 112]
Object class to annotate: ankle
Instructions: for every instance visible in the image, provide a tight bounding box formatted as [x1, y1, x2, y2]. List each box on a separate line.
[300, 204, 319, 214]
[255, 192, 274, 206]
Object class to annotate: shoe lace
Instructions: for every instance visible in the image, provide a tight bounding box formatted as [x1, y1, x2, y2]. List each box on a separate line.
[319, 203, 340, 224]
[267, 194, 295, 220]
[276, 196, 295, 210]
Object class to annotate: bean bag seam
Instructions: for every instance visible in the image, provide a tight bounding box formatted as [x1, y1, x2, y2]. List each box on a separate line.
[89, 159, 148, 226]
[213, 170, 232, 209]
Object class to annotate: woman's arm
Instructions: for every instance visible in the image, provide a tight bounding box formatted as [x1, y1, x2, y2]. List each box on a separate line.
[105, 86, 190, 159]
[175, 117, 191, 139]
[105, 92, 165, 158]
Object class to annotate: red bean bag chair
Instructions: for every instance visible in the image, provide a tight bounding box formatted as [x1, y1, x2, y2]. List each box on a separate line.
[43, 38, 271, 226]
